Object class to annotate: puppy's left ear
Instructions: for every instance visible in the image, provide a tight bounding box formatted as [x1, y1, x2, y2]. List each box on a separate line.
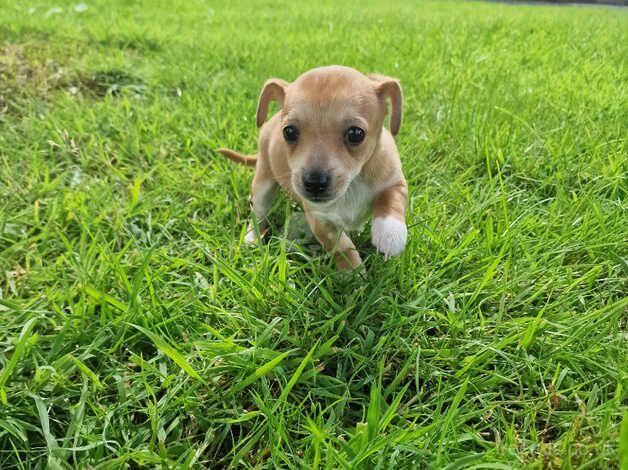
[369, 74, 403, 136]
[256, 78, 289, 128]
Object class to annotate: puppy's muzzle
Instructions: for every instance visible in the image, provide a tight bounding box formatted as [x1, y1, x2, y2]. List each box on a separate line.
[302, 169, 331, 202]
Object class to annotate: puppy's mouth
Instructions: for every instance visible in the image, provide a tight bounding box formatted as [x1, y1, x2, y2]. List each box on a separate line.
[299, 191, 334, 205]
[297, 183, 350, 207]
[304, 193, 333, 203]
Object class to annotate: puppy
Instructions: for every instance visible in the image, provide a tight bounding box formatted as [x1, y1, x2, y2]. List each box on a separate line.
[217, 65, 408, 270]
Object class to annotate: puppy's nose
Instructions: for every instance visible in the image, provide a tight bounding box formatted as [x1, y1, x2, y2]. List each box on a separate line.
[302, 169, 331, 198]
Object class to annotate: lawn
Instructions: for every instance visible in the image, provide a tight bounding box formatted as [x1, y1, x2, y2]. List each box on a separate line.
[1, 0, 627, 468]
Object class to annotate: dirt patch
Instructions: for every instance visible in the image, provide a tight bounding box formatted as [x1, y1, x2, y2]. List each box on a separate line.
[0, 42, 146, 116]
[0, 42, 68, 113]
[76, 69, 147, 98]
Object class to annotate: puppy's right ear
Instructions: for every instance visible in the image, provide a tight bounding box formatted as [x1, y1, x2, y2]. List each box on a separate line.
[256, 79, 288, 128]
[368, 74, 403, 136]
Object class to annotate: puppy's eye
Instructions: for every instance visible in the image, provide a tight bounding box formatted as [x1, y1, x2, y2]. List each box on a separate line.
[345, 127, 366, 146]
[283, 125, 299, 144]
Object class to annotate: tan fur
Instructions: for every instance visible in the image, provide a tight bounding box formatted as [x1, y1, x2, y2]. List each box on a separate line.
[215, 148, 258, 166]
[217, 65, 408, 270]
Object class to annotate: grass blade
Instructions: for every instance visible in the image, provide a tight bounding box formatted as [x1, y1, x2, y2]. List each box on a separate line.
[620, 411, 628, 470]
[84, 285, 127, 312]
[231, 350, 293, 394]
[274, 340, 319, 411]
[68, 355, 103, 389]
[0, 318, 37, 403]
[129, 323, 206, 384]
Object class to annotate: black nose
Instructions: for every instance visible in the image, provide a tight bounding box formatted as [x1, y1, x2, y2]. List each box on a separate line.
[302, 169, 331, 198]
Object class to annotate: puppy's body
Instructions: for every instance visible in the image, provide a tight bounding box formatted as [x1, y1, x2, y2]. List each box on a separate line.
[218, 66, 408, 270]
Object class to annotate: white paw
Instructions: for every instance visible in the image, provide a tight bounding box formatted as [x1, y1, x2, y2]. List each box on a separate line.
[371, 217, 407, 259]
[244, 223, 261, 245]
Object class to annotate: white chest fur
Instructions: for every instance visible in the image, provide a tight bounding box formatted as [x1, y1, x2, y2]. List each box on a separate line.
[311, 176, 375, 232]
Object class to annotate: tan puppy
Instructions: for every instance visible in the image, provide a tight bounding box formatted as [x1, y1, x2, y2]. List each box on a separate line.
[217, 65, 407, 270]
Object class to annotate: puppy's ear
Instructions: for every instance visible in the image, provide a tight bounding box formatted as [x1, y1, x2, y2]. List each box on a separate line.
[369, 74, 403, 136]
[256, 79, 289, 128]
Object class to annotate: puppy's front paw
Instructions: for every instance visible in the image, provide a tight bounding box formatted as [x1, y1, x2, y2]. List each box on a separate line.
[335, 249, 363, 271]
[244, 229, 260, 245]
[371, 216, 407, 259]
[244, 222, 266, 245]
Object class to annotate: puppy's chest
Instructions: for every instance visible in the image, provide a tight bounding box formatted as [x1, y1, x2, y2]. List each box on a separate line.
[313, 177, 375, 232]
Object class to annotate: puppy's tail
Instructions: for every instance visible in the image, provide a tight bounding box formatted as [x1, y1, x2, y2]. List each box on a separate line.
[215, 148, 258, 167]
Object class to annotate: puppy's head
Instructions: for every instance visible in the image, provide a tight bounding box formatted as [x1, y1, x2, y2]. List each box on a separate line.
[256, 66, 402, 205]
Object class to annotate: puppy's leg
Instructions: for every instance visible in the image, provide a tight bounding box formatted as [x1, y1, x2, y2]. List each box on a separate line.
[305, 212, 362, 270]
[245, 167, 278, 244]
[371, 181, 408, 258]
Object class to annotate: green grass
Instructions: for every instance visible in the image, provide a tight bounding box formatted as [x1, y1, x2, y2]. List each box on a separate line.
[1, 0, 627, 468]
